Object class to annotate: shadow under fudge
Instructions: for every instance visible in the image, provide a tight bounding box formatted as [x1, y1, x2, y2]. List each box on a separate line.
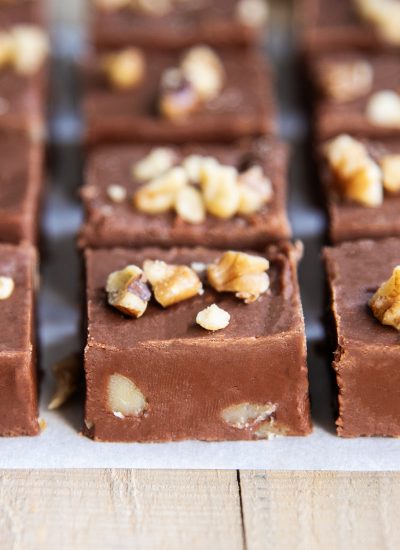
[82, 47, 275, 144]
[91, 0, 264, 50]
[83, 243, 311, 442]
[78, 138, 291, 250]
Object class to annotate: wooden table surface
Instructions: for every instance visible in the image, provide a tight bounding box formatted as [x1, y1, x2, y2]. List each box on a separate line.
[1, 470, 399, 549]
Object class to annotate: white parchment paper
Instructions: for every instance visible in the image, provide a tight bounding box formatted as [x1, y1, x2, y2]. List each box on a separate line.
[1, 0, 400, 470]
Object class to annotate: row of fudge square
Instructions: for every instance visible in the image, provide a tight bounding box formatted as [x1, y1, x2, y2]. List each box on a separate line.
[5, 235, 400, 440]
[301, 0, 400, 437]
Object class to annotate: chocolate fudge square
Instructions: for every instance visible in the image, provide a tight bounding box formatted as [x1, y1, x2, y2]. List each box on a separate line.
[79, 139, 291, 250]
[309, 52, 400, 139]
[0, 243, 39, 436]
[0, 0, 43, 28]
[91, 0, 267, 50]
[324, 238, 400, 437]
[0, 129, 44, 244]
[300, 0, 393, 53]
[84, 244, 311, 442]
[82, 48, 275, 144]
[319, 136, 400, 243]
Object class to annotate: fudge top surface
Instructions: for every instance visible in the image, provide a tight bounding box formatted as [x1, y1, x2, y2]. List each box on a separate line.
[85, 244, 304, 349]
[301, 0, 361, 28]
[81, 139, 287, 233]
[324, 238, 400, 348]
[0, 243, 35, 353]
[82, 47, 272, 121]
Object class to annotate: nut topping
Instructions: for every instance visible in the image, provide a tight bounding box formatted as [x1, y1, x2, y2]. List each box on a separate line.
[0, 32, 14, 69]
[354, 0, 400, 45]
[159, 46, 225, 119]
[103, 48, 145, 90]
[12, 25, 49, 75]
[369, 266, 400, 330]
[94, 0, 131, 10]
[106, 265, 151, 318]
[182, 154, 220, 184]
[366, 90, 400, 128]
[0, 276, 14, 300]
[107, 184, 127, 203]
[317, 60, 373, 102]
[175, 185, 206, 224]
[221, 402, 276, 429]
[380, 155, 400, 193]
[323, 134, 383, 207]
[237, 165, 273, 214]
[236, 0, 269, 28]
[196, 303, 230, 331]
[107, 373, 148, 418]
[143, 259, 203, 307]
[134, 166, 188, 214]
[201, 164, 241, 219]
[132, 147, 177, 182]
[207, 251, 270, 303]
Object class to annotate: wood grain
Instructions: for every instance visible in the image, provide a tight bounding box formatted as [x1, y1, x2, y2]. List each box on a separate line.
[239, 471, 400, 550]
[0, 469, 243, 550]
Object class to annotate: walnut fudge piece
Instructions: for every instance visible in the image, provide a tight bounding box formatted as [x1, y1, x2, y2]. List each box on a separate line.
[79, 139, 290, 250]
[83, 244, 311, 442]
[91, 0, 268, 50]
[309, 52, 400, 139]
[0, 24, 48, 134]
[0, 243, 39, 435]
[82, 46, 275, 144]
[319, 134, 400, 243]
[324, 238, 400, 437]
[300, 0, 400, 53]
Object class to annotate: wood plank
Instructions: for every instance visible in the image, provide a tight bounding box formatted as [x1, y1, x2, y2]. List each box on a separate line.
[0, 469, 243, 550]
[239, 471, 400, 550]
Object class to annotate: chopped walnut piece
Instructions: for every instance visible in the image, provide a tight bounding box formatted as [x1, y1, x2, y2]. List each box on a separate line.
[107, 373, 148, 418]
[134, 166, 188, 214]
[196, 303, 230, 331]
[201, 164, 241, 219]
[369, 266, 400, 330]
[136, 0, 172, 16]
[221, 402, 276, 429]
[317, 60, 373, 102]
[0, 276, 14, 300]
[11, 26, 49, 75]
[175, 185, 206, 224]
[103, 48, 145, 90]
[207, 251, 270, 303]
[354, 0, 400, 45]
[237, 165, 273, 214]
[143, 259, 203, 307]
[181, 46, 225, 102]
[0, 32, 14, 69]
[107, 184, 127, 203]
[366, 90, 400, 128]
[323, 134, 383, 207]
[182, 154, 220, 184]
[380, 155, 400, 193]
[236, 0, 269, 27]
[132, 147, 177, 182]
[48, 354, 81, 411]
[106, 265, 151, 318]
[159, 67, 200, 119]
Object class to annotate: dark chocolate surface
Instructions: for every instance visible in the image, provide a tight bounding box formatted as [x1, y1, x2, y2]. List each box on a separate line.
[319, 137, 400, 243]
[0, 243, 38, 435]
[82, 48, 275, 144]
[92, 0, 263, 49]
[310, 52, 400, 139]
[84, 244, 312, 441]
[325, 238, 400, 437]
[79, 139, 290, 250]
[0, 129, 44, 244]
